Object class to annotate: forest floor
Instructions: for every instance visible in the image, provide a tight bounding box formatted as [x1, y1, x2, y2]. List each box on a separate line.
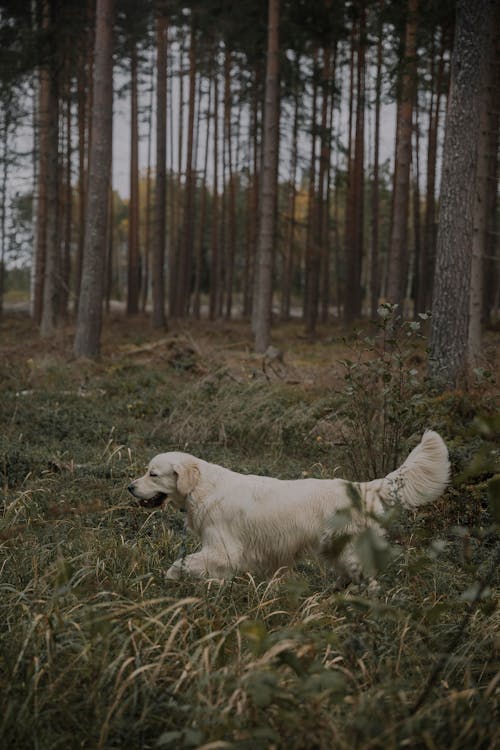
[0, 309, 499, 749]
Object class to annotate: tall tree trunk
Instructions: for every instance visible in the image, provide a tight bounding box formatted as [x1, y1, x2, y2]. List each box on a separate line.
[281, 64, 299, 320]
[74, 19, 91, 314]
[343, 25, 355, 318]
[40, 0, 60, 338]
[178, 26, 196, 317]
[73, 0, 114, 358]
[386, 0, 418, 311]
[0, 104, 10, 313]
[170, 39, 185, 317]
[410, 91, 421, 308]
[33, 62, 49, 325]
[152, 15, 167, 328]
[141, 55, 154, 314]
[467, 4, 499, 367]
[209, 65, 219, 320]
[344, 7, 366, 324]
[418, 31, 446, 314]
[60, 77, 72, 318]
[429, 0, 496, 388]
[193, 79, 211, 319]
[370, 0, 383, 319]
[127, 42, 140, 315]
[253, 0, 280, 352]
[484, 29, 500, 322]
[224, 49, 236, 319]
[243, 70, 260, 319]
[320, 49, 335, 324]
[105, 183, 113, 312]
[304, 48, 319, 335]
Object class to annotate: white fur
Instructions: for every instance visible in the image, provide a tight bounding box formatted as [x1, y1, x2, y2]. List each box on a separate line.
[128, 431, 449, 581]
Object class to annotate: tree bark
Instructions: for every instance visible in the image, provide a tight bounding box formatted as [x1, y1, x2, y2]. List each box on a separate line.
[33, 62, 49, 325]
[418, 31, 446, 314]
[209, 65, 219, 320]
[127, 42, 140, 315]
[467, 4, 499, 368]
[429, 0, 496, 387]
[344, 7, 366, 324]
[73, 0, 114, 358]
[224, 48, 236, 320]
[193, 78, 211, 319]
[253, 0, 280, 352]
[281, 61, 299, 321]
[304, 48, 319, 335]
[370, 1, 383, 319]
[386, 0, 418, 311]
[178, 26, 196, 317]
[40, 6, 60, 338]
[152, 14, 167, 328]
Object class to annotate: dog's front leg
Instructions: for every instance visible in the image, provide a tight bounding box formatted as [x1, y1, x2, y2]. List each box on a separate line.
[166, 550, 230, 580]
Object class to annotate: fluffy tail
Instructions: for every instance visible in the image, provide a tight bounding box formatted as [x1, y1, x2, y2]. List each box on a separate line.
[370, 431, 450, 510]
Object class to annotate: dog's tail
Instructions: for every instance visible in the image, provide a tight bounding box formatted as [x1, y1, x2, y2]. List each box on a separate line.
[363, 431, 450, 511]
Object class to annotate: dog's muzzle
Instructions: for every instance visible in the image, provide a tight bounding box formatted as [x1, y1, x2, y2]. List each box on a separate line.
[128, 484, 167, 508]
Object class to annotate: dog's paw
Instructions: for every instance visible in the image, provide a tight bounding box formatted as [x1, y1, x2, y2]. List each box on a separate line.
[366, 578, 381, 597]
[166, 562, 183, 580]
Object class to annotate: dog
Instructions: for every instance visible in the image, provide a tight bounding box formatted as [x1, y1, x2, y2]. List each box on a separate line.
[128, 431, 449, 582]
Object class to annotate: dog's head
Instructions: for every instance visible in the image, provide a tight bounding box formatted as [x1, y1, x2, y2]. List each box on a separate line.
[128, 452, 200, 509]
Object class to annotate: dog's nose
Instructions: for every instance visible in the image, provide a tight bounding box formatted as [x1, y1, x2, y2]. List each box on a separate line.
[127, 483, 136, 495]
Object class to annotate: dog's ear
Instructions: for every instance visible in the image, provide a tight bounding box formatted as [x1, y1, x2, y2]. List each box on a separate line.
[173, 461, 200, 496]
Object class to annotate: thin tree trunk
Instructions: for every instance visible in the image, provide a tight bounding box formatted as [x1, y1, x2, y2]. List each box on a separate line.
[370, 1, 383, 319]
[127, 42, 140, 315]
[152, 15, 167, 328]
[345, 7, 366, 323]
[224, 49, 236, 319]
[0, 105, 10, 313]
[343, 23, 356, 323]
[75, 1, 95, 311]
[194, 78, 211, 319]
[410, 91, 421, 310]
[40, 0, 60, 338]
[243, 70, 260, 319]
[418, 31, 446, 313]
[142, 55, 154, 313]
[386, 0, 418, 311]
[281, 63, 299, 320]
[304, 48, 319, 335]
[170, 38, 185, 317]
[105, 182, 113, 312]
[253, 0, 280, 352]
[74, 0, 114, 357]
[60, 77, 72, 318]
[209, 65, 219, 320]
[33, 62, 49, 325]
[178, 26, 196, 317]
[319, 46, 333, 324]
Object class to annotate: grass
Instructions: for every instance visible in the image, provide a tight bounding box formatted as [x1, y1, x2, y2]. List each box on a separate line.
[0, 312, 499, 749]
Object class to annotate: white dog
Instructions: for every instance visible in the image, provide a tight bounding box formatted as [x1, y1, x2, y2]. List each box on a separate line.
[128, 431, 449, 582]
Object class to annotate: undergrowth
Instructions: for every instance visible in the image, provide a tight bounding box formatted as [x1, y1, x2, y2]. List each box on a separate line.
[0, 314, 498, 749]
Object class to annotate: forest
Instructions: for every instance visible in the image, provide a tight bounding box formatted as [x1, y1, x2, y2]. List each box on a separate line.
[0, 0, 499, 748]
[0, 0, 496, 381]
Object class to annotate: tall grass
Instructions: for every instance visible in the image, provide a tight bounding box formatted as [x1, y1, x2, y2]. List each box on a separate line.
[0, 319, 498, 749]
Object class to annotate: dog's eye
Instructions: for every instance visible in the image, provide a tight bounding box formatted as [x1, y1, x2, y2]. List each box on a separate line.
[149, 471, 159, 478]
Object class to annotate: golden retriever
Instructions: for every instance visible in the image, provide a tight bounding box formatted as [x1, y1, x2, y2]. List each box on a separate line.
[128, 431, 449, 582]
